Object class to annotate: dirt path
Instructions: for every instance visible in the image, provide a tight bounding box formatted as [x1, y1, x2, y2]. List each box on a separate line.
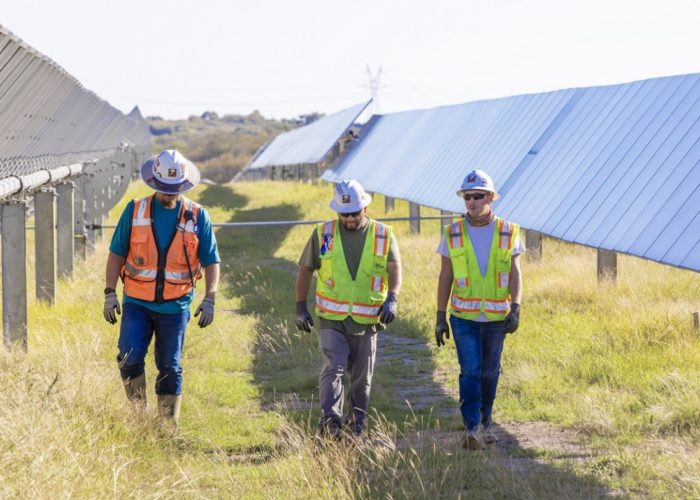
[377, 332, 594, 461]
[262, 330, 594, 466]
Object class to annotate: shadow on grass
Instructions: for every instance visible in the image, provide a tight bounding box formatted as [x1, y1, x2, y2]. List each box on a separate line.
[210, 186, 611, 496]
[197, 184, 248, 210]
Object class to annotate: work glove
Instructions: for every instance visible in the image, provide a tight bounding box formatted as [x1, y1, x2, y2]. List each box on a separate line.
[194, 297, 215, 328]
[296, 301, 314, 332]
[435, 311, 450, 347]
[378, 292, 398, 324]
[503, 303, 520, 334]
[103, 292, 121, 325]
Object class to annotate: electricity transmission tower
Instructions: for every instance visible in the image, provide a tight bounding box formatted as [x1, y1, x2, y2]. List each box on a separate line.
[366, 65, 383, 114]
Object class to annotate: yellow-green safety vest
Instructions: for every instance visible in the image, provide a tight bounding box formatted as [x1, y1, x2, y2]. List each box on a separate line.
[315, 218, 392, 324]
[446, 217, 519, 320]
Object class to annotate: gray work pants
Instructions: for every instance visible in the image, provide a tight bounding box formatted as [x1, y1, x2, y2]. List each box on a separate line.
[318, 328, 377, 431]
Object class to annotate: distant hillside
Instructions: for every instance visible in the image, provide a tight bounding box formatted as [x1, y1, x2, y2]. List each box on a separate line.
[147, 111, 323, 183]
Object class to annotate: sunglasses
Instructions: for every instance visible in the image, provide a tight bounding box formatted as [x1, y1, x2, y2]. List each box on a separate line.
[339, 210, 363, 218]
[462, 192, 487, 201]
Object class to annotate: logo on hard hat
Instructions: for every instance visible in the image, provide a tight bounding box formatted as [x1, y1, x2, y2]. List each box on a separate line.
[467, 174, 476, 182]
[342, 195, 351, 203]
[168, 168, 177, 177]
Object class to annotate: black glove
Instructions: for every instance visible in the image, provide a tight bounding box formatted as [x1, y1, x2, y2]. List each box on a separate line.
[194, 297, 215, 328]
[378, 292, 398, 324]
[296, 301, 314, 332]
[103, 292, 121, 324]
[435, 311, 450, 347]
[503, 303, 520, 334]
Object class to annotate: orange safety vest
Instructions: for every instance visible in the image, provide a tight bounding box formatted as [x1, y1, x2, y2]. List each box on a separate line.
[121, 195, 202, 302]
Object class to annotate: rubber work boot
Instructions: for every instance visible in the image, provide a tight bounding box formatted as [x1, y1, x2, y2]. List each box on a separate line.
[158, 394, 182, 425]
[122, 374, 147, 406]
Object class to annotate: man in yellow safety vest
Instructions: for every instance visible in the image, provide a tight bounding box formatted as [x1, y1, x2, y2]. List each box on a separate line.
[435, 169, 524, 450]
[295, 179, 402, 439]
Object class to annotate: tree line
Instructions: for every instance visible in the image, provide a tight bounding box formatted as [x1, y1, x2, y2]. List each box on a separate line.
[147, 111, 323, 183]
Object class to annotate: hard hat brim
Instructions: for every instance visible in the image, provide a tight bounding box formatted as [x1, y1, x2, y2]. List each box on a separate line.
[140, 155, 201, 194]
[456, 188, 500, 201]
[329, 193, 372, 212]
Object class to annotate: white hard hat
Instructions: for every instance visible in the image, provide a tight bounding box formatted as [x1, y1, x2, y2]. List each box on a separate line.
[456, 169, 500, 200]
[140, 150, 201, 194]
[329, 179, 372, 212]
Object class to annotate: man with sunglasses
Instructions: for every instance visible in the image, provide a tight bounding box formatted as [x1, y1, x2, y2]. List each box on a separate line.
[102, 150, 220, 427]
[434, 169, 525, 450]
[295, 179, 402, 439]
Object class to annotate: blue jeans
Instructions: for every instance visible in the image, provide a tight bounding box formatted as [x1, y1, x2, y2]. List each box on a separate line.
[450, 316, 506, 432]
[117, 302, 190, 395]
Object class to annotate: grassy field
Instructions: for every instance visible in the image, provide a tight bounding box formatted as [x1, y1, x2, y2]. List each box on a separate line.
[0, 180, 698, 498]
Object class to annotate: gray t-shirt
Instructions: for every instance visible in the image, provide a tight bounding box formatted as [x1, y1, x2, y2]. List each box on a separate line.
[299, 217, 400, 335]
[437, 218, 525, 321]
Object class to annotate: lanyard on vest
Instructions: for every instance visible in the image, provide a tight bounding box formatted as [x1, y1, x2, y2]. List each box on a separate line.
[181, 207, 196, 288]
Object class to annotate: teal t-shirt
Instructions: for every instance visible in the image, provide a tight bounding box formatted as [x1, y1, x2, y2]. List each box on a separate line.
[109, 195, 220, 313]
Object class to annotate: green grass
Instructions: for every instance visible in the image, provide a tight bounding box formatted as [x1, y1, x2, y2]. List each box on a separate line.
[0, 179, 697, 497]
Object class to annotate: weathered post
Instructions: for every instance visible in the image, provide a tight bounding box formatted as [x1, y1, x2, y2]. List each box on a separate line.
[525, 230, 543, 262]
[440, 210, 453, 232]
[597, 249, 617, 283]
[73, 173, 87, 260]
[409, 202, 421, 234]
[2, 201, 28, 350]
[56, 181, 75, 277]
[34, 188, 57, 304]
[385, 196, 395, 213]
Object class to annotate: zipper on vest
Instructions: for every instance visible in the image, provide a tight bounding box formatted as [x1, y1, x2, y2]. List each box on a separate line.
[151, 198, 183, 303]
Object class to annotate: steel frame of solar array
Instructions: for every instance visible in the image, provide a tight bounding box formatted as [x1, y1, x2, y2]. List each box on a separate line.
[0, 25, 151, 350]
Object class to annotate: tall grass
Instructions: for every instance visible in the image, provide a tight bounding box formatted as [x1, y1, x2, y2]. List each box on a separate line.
[0, 180, 697, 497]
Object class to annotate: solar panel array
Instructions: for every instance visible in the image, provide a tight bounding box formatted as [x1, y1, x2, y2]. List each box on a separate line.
[249, 101, 371, 168]
[0, 25, 151, 178]
[323, 74, 700, 272]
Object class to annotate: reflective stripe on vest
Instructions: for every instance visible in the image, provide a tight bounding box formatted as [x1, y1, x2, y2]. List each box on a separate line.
[315, 218, 391, 325]
[316, 292, 350, 314]
[122, 195, 202, 302]
[446, 217, 518, 321]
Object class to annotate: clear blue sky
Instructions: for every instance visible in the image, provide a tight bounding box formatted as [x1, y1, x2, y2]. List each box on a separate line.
[2, 0, 699, 120]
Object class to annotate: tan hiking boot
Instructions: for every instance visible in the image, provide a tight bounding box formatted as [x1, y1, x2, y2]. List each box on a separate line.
[462, 430, 484, 451]
[482, 424, 497, 445]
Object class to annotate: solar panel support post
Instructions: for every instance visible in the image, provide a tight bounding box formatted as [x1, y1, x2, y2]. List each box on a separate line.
[440, 211, 453, 231]
[56, 181, 75, 278]
[2, 200, 28, 351]
[525, 230, 543, 262]
[409, 202, 421, 234]
[84, 175, 96, 249]
[385, 196, 395, 213]
[73, 179, 86, 261]
[34, 188, 57, 305]
[597, 249, 617, 283]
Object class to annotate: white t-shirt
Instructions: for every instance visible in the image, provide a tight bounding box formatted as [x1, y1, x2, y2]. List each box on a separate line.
[437, 219, 525, 321]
